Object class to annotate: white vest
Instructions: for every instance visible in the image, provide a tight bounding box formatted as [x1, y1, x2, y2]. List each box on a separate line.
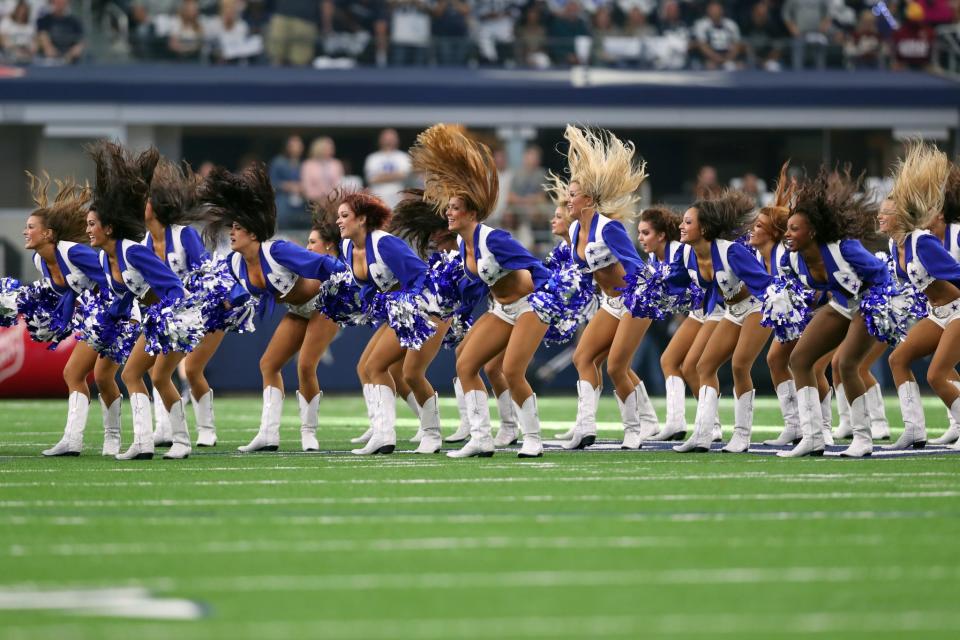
[230, 240, 298, 297]
[34, 241, 96, 294]
[570, 215, 618, 273]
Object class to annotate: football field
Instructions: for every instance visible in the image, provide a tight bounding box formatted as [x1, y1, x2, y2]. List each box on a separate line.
[1, 395, 959, 640]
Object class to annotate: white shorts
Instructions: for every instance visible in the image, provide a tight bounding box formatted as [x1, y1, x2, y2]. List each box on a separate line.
[723, 296, 762, 326]
[828, 297, 859, 321]
[927, 298, 960, 329]
[690, 306, 724, 324]
[285, 295, 319, 320]
[600, 292, 629, 320]
[490, 295, 533, 326]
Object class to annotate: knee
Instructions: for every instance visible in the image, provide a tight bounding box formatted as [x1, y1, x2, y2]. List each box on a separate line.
[259, 355, 277, 377]
[94, 370, 115, 390]
[401, 365, 422, 391]
[789, 349, 812, 374]
[482, 360, 502, 379]
[888, 349, 909, 375]
[298, 360, 318, 382]
[572, 349, 593, 372]
[681, 360, 697, 382]
[731, 359, 752, 383]
[501, 361, 527, 387]
[836, 358, 860, 384]
[120, 367, 142, 388]
[184, 364, 205, 388]
[605, 355, 628, 381]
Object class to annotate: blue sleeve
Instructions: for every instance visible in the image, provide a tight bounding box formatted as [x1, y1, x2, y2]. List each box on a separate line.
[457, 277, 488, 313]
[270, 240, 348, 281]
[487, 229, 551, 288]
[840, 240, 890, 287]
[917, 234, 960, 285]
[664, 246, 692, 294]
[728, 242, 774, 296]
[600, 220, 644, 276]
[378, 234, 428, 290]
[180, 226, 209, 271]
[67, 244, 108, 290]
[125, 243, 184, 304]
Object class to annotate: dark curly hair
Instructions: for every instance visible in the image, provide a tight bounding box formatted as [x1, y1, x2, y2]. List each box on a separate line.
[198, 163, 276, 245]
[341, 191, 392, 232]
[790, 167, 876, 244]
[388, 190, 450, 258]
[309, 190, 343, 245]
[944, 163, 960, 225]
[149, 159, 202, 227]
[639, 205, 681, 243]
[87, 140, 159, 242]
[690, 189, 757, 242]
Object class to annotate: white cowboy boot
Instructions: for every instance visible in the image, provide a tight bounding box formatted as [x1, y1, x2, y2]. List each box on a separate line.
[414, 393, 443, 454]
[765, 380, 802, 446]
[839, 393, 873, 458]
[352, 385, 396, 455]
[617, 388, 643, 450]
[635, 382, 659, 440]
[563, 380, 598, 450]
[350, 384, 376, 444]
[493, 390, 520, 447]
[406, 391, 425, 443]
[152, 386, 173, 447]
[950, 398, 960, 451]
[116, 392, 154, 460]
[834, 383, 853, 439]
[297, 391, 321, 452]
[163, 399, 192, 459]
[777, 386, 825, 457]
[674, 386, 716, 453]
[884, 381, 927, 450]
[867, 384, 891, 441]
[447, 390, 495, 458]
[192, 390, 217, 447]
[712, 409, 723, 443]
[238, 386, 283, 452]
[42, 391, 89, 457]
[100, 396, 122, 456]
[515, 394, 543, 458]
[652, 376, 687, 441]
[445, 377, 472, 443]
[722, 389, 755, 453]
[932, 380, 960, 444]
[820, 388, 835, 446]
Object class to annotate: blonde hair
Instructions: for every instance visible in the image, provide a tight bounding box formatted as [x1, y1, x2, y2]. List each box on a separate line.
[759, 161, 796, 239]
[410, 123, 499, 221]
[888, 141, 950, 242]
[543, 170, 569, 207]
[27, 172, 92, 245]
[563, 125, 647, 222]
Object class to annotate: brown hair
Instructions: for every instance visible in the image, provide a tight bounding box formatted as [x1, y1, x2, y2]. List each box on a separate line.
[27, 172, 91, 245]
[691, 189, 757, 241]
[759, 161, 796, 240]
[198, 162, 276, 244]
[791, 166, 876, 243]
[944, 163, 960, 225]
[388, 189, 450, 258]
[86, 140, 159, 242]
[639, 206, 680, 243]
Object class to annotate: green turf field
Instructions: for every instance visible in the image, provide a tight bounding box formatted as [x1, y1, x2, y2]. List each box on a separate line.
[2, 395, 959, 640]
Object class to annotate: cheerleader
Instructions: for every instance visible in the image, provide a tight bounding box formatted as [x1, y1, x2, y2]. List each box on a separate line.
[142, 159, 224, 449]
[556, 126, 651, 451]
[831, 344, 891, 442]
[881, 143, 959, 450]
[779, 169, 889, 458]
[666, 190, 774, 453]
[85, 141, 203, 461]
[199, 164, 346, 453]
[411, 123, 552, 458]
[338, 190, 450, 456]
[23, 176, 109, 457]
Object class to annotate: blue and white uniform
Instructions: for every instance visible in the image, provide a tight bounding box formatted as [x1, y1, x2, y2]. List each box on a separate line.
[143, 224, 208, 281]
[570, 213, 643, 320]
[342, 230, 429, 299]
[891, 230, 960, 329]
[942, 222, 960, 261]
[32, 241, 109, 333]
[101, 239, 187, 316]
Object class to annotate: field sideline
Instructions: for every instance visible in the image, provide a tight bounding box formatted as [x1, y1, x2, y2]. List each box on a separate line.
[1, 395, 959, 640]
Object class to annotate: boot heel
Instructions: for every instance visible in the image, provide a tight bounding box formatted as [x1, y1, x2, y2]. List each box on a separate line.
[375, 445, 395, 455]
[580, 435, 596, 448]
[260, 445, 279, 452]
[692, 446, 710, 453]
[913, 441, 926, 450]
[792, 437, 803, 445]
[670, 431, 687, 441]
[809, 449, 824, 457]
[135, 452, 154, 460]
[476, 451, 494, 458]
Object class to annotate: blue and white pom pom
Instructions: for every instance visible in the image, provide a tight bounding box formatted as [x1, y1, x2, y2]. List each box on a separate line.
[760, 276, 812, 343]
[183, 258, 254, 333]
[426, 251, 466, 318]
[384, 290, 437, 351]
[16, 281, 74, 347]
[315, 270, 369, 326]
[141, 296, 206, 355]
[620, 260, 671, 320]
[0, 277, 21, 327]
[860, 283, 909, 346]
[73, 291, 139, 363]
[442, 308, 475, 350]
[544, 242, 572, 269]
[529, 260, 586, 326]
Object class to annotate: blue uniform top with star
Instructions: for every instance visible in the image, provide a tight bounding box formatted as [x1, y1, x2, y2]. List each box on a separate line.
[143, 224, 209, 281]
[569, 213, 644, 277]
[100, 239, 186, 317]
[229, 239, 346, 300]
[341, 230, 428, 299]
[665, 240, 773, 313]
[34, 241, 108, 296]
[778, 239, 890, 306]
[891, 230, 960, 291]
[458, 224, 550, 290]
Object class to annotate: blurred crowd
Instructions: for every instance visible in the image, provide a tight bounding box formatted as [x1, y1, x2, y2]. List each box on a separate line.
[2, 0, 959, 70]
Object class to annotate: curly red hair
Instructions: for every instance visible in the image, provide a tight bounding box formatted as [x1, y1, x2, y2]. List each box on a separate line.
[341, 192, 392, 231]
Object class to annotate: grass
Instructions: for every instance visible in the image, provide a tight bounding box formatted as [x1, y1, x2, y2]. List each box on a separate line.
[1, 395, 959, 640]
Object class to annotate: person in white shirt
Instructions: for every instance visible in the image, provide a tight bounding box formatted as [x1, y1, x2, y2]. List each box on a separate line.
[363, 128, 411, 208]
[693, 0, 744, 70]
[0, 0, 35, 63]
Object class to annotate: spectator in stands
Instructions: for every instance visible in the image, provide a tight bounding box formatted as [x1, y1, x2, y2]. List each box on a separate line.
[36, 0, 84, 64]
[0, 1, 35, 63]
[431, 0, 470, 66]
[655, 0, 692, 69]
[693, 0, 744, 69]
[390, 0, 431, 66]
[300, 136, 344, 202]
[915, 0, 956, 26]
[781, 0, 831, 70]
[739, 172, 767, 207]
[167, 0, 204, 61]
[624, 6, 656, 37]
[892, 2, 937, 71]
[616, 0, 656, 17]
[591, 5, 623, 66]
[844, 8, 883, 69]
[325, 0, 389, 67]
[487, 147, 513, 226]
[267, 0, 321, 66]
[743, 0, 784, 71]
[507, 144, 549, 231]
[474, 0, 523, 65]
[548, 0, 591, 65]
[207, 0, 261, 64]
[269, 135, 306, 229]
[364, 128, 411, 208]
[516, 1, 550, 68]
[694, 165, 720, 198]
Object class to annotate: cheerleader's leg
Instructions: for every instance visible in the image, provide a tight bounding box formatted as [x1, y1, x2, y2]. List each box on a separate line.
[654, 317, 703, 441]
[352, 325, 389, 444]
[606, 314, 651, 450]
[723, 312, 771, 453]
[152, 351, 190, 460]
[185, 330, 226, 447]
[836, 316, 883, 458]
[403, 318, 450, 455]
[352, 326, 405, 456]
[502, 311, 549, 458]
[42, 342, 98, 457]
[566, 308, 618, 450]
[295, 314, 338, 452]
[487, 350, 520, 447]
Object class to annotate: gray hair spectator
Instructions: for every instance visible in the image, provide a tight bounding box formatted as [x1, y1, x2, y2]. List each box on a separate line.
[364, 128, 411, 208]
[781, 0, 831, 70]
[693, 0, 744, 70]
[473, 0, 523, 65]
[0, 0, 35, 63]
[301, 136, 345, 202]
[36, 0, 85, 64]
[743, 0, 784, 71]
[168, 0, 203, 61]
[269, 135, 306, 229]
[267, 0, 322, 66]
[431, 0, 470, 66]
